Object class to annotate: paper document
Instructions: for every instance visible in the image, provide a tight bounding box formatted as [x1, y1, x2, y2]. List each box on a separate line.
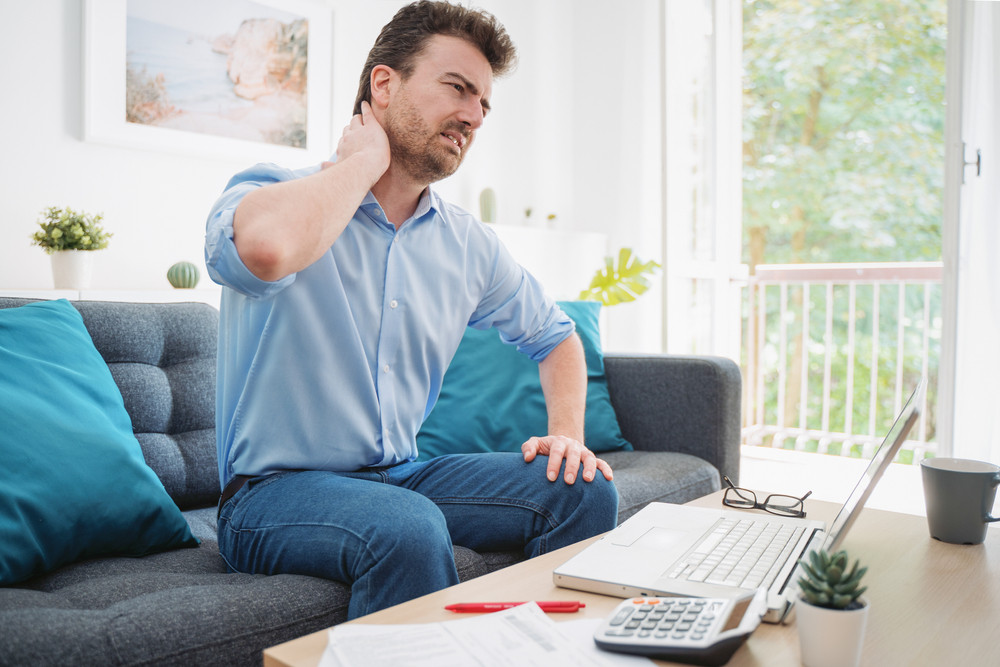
[318, 602, 653, 667]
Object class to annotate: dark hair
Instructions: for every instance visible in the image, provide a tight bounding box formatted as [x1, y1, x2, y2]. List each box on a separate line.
[353, 1, 516, 114]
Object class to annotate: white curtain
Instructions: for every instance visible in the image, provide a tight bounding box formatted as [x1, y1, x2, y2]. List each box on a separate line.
[953, 1, 1000, 464]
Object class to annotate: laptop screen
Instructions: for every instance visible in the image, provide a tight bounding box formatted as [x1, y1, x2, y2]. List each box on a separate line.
[823, 382, 923, 551]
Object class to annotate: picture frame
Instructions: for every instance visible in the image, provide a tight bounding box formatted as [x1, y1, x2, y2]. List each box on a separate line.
[83, 0, 332, 165]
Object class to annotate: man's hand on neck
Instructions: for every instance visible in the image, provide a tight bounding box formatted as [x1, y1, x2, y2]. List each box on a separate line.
[333, 101, 391, 194]
[335, 100, 425, 228]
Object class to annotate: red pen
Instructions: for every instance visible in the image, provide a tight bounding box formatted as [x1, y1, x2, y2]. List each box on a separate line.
[445, 601, 586, 613]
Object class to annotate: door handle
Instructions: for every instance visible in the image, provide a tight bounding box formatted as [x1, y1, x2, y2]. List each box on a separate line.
[963, 143, 982, 183]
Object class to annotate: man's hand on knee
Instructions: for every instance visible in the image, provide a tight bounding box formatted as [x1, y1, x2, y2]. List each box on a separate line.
[521, 435, 614, 485]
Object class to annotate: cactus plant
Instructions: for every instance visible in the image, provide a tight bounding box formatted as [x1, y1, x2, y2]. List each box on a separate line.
[479, 187, 497, 223]
[797, 549, 868, 610]
[167, 261, 200, 289]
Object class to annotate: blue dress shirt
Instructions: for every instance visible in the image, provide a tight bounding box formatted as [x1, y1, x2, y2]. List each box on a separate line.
[205, 162, 574, 487]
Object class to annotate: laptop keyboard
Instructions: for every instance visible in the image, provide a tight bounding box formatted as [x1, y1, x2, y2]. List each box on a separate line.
[667, 519, 805, 590]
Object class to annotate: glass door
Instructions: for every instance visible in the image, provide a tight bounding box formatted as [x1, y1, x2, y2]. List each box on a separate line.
[661, 0, 745, 359]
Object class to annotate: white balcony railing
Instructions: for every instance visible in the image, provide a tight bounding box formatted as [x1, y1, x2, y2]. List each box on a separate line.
[741, 262, 942, 464]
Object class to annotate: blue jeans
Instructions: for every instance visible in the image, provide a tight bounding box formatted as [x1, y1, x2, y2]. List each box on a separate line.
[217, 453, 618, 619]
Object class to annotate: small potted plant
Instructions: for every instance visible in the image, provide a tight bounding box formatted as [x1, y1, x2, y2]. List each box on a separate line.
[31, 206, 112, 289]
[795, 549, 869, 667]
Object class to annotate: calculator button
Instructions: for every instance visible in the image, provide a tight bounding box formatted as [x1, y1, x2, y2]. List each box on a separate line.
[610, 608, 633, 626]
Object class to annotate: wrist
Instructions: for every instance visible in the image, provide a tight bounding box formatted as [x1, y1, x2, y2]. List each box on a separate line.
[547, 426, 584, 444]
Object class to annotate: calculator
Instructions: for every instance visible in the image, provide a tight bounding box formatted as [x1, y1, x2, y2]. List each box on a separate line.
[593, 589, 767, 666]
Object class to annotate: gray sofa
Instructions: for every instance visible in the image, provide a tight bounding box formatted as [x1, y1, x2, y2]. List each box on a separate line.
[0, 298, 741, 666]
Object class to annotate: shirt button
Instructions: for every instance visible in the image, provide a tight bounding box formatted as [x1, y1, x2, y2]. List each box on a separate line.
[383, 364, 390, 373]
[389, 299, 398, 309]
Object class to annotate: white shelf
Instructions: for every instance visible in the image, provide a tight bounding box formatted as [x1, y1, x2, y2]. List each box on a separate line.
[490, 224, 608, 301]
[0, 288, 222, 308]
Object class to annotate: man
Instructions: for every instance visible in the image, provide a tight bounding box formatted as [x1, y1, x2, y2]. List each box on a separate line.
[205, 0, 618, 620]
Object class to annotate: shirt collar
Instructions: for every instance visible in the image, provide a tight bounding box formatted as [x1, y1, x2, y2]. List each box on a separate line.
[358, 186, 443, 230]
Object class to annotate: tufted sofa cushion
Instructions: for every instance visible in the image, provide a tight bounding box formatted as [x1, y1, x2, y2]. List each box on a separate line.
[74, 301, 221, 510]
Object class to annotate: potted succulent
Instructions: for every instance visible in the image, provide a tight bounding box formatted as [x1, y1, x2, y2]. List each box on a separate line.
[795, 549, 870, 667]
[31, 206, 112, 289]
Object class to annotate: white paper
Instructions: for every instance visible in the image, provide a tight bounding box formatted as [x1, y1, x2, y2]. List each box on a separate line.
[556, 619, 657, 666]
[317, 602, 640, 667]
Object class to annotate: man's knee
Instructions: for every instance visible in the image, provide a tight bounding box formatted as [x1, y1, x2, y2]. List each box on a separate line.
[540, 462, 620, 529]
[582, 474, 620, 528]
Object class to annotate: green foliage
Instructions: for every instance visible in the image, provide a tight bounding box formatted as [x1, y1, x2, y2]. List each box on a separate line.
[579, 248, 661, 306]
[743, 0, 946, 267]
[31, 206, 112, 254]
[748, 280, 940, 447]
[742, 0, 945, 456]
[798, 549, 868, 610]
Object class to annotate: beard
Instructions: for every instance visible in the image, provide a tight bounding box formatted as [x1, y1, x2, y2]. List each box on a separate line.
[383, 94, 469, 185]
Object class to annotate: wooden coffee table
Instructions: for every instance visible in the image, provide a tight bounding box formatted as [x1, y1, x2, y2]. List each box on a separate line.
[264, 491, 1000, 666]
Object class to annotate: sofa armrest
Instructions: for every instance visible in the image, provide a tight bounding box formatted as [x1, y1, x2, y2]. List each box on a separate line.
[603, 354, 742, 484]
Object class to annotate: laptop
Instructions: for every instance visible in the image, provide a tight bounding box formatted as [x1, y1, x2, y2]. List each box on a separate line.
[554, 383, 923, 623]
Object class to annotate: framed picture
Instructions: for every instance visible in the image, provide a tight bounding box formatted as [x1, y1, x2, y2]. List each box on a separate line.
[84, 0, 332, 165]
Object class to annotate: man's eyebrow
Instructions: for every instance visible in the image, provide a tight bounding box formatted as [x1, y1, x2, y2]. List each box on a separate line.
[445, 71, 491, 112]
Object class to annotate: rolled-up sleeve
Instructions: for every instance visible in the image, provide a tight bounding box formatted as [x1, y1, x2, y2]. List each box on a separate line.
[205, 163, 313, 298]
[467, 234, 575, 362]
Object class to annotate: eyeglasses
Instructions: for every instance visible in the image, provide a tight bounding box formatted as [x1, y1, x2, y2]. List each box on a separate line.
[722, 476, 812, 518]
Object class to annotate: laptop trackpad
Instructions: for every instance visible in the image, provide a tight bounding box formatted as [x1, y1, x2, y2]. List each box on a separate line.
[629, 527, 691, 551]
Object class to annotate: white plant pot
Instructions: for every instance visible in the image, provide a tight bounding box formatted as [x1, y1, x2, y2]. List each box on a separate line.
[50, 250, 95, 290]
[796, 597, 869, 667]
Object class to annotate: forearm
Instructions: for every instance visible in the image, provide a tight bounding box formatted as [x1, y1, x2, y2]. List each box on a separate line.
[538, 332, 587, 442]
[234, 102, 390, 282]
[233, 155, 374, 281]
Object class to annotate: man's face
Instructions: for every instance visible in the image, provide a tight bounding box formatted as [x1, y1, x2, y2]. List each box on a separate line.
[382, 35, 494, 184]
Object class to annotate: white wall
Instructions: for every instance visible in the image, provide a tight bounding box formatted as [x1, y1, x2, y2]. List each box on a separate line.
[0, 0, 663, 351]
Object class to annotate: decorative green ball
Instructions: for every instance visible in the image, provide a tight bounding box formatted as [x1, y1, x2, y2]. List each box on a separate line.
[167, 261, 200, 289]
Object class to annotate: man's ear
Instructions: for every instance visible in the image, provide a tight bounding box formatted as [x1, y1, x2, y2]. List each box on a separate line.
[369, 64, 395, 111]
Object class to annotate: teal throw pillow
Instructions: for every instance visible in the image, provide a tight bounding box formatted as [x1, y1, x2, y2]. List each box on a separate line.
[416, 300, 632, 459]
[0, 300, 197, 585]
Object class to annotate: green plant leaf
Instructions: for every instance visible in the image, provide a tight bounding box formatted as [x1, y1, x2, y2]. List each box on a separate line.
[30, 206, 111, 254]
[578, 247, 660, 306]
[798, 549, 868, 609]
